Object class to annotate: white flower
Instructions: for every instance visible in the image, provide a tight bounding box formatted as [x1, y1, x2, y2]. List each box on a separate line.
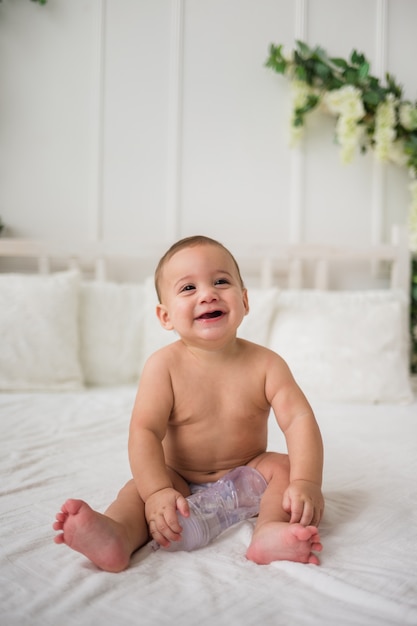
[323, 85, 365, 120]
[289, 80, 319, 145]
[399, 102, 417, 131]
[322, 86, 365, 163]
[388, 139, 408, 167]
[291, 80, 313, 113]
[374, 95, 397, 161]
[289, 124, 305, 146]
[335, 116, 365, 164]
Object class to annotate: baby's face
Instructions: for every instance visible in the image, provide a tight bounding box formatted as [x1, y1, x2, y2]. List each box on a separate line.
[156, 244, 248, 346]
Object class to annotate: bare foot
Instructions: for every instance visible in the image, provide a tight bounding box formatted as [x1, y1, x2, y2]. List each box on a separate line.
[53, 499, 132, 572]
[246, 522, 322, 565]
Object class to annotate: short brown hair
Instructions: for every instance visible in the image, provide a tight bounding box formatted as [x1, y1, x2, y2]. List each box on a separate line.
[154, 235, 245, 302]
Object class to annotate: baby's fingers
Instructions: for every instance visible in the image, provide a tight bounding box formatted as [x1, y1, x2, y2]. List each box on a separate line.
[164, 507, 184, 536]
[282, 491, 292, 516]
[175, 494, 190, 518]
[288, 498, 305, 524]
[149, 524, 170, 548]
[151, 512, 182, 546]
[298, 501, 316, 526]
[282, 491, 303, 523]
[288, 498, 318, 526]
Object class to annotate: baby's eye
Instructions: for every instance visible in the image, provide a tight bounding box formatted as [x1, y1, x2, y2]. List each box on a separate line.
[215, 278, 229, 286]
[181, 284, 195, 292]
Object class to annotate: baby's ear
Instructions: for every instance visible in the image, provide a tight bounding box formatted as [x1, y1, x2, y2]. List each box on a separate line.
[242, 288, 249, 316]
[156, 304, 174, 330]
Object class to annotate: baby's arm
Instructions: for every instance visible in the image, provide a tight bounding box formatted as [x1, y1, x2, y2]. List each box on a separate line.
[128, 351, 189, 546]
[266, 353, 324, 527]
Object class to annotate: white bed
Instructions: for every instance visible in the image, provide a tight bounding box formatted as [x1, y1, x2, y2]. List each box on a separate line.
[1, 236, 416, 626]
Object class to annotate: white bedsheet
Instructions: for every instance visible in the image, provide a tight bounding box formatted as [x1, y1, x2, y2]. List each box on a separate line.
[1, 386, 416, 626]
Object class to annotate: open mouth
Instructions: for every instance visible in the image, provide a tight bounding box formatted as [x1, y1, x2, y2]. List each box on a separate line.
[197, 310, 223, 320]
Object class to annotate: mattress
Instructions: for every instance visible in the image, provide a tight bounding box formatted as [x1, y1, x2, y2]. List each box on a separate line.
[1, 385, 416, 626]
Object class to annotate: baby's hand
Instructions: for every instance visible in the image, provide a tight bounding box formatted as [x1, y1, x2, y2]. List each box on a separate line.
[145, 487, 189, 547]
[282, 480, 324, 527]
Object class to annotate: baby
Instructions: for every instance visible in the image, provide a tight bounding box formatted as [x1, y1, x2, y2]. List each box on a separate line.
[53, 235, 324, 571]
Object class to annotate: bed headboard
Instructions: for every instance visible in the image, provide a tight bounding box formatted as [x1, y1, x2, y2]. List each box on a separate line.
[0, 227, 413, 403]
[0, 225, 410, 294]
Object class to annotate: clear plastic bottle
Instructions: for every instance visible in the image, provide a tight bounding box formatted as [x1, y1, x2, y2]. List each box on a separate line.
[152, 465, 267, 552]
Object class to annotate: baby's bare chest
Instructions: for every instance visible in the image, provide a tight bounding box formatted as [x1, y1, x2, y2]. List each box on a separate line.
[170, 367, 269, 426]
[164, 383, 269, 477]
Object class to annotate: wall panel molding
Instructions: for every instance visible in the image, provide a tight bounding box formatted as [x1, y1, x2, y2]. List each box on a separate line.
[294, 0, 307, 42]
[1, 0, 413, 252]
[289, 0, 308, 244]
[88, 0, 106, 242]
[371, 0, 388, 245]
[165, 0, 184, 242]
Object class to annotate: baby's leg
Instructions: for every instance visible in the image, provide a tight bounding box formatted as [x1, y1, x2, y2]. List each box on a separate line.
[53, 479, 148, 572]
[246, 453, 322, 565]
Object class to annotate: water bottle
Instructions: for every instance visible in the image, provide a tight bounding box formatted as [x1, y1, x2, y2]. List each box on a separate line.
[152, 465, 267, 552]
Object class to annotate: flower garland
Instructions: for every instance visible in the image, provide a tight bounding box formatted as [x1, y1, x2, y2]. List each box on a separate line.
[265, 40, 417, 252]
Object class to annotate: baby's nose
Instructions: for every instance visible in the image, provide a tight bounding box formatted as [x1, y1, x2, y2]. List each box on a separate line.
[199, 285, 219, 302]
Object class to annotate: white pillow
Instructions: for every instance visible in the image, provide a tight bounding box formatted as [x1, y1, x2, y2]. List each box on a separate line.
[269, 290, 414, 404]
[238, 287, 279, 345]
[141, 276, 176, 370]
[80, 281, 145, 386]
[0, 271, 83, 391]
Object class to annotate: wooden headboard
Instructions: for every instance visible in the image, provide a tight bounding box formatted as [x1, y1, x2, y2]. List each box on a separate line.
[0, 226, 410, 293]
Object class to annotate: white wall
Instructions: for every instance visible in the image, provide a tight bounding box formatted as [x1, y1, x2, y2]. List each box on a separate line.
[1, 0, 416, 256]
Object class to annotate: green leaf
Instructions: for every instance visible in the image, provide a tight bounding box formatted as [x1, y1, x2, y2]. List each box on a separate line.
[328, 77, 344, 90]
[330, 57, 349, 69]
[275, 61, 287, 74]
[295, 65, 307, 82]
[314, 62, 331, 82]
[362, 90, 383, 106]
[351, 50, 366, 66]
[358, 62, 370, 79]
[313, 47, 332, 65]
[367, 76, 380, 91]
[295, 95, 320, 118]
[386, 73, 403, 98]
[265, 44, 288, 74]
[344, 69, 359, 85]
[296, 40, 312, 57]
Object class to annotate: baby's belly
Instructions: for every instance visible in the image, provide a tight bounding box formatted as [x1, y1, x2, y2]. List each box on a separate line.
[163, 413, 269, 483]
[164, 442, 267, 484]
